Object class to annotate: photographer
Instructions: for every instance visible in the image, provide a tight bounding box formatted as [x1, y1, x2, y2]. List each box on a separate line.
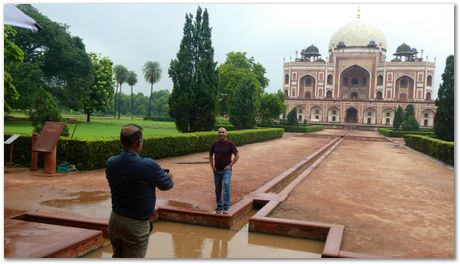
[106, 124, 174, 258]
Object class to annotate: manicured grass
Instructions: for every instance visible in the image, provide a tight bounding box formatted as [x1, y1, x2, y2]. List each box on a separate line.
[4, 120, 179, 138]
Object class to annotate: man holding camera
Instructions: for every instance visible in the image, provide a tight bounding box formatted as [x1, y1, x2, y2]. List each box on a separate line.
[106, 124, 174, 258]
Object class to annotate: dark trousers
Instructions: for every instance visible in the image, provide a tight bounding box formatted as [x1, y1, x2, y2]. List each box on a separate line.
[108, 211, 152, 258]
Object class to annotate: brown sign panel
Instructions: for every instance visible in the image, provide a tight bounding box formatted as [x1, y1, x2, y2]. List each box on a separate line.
[32, 122, 65, 153]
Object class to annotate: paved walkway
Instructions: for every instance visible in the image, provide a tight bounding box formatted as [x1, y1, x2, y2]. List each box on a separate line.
[4, 129, 454, 257]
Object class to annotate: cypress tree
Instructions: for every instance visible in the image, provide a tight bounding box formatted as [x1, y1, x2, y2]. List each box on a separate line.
[287, 108, 299, 126]
[402, 104, 419, 131]
[434, 55, 454, 141]
[393, 105, 404, 130]
[169, 7, 218, 132]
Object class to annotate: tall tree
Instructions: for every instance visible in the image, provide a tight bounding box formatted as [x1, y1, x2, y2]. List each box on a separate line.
[229, 79, 257, 129]
[4, 25, 24, 114]
[82, 53, 115, 122]
[143, 61, 162, 118]
[113, 65, 128, 119]
[217, 51, 269, 116]
[393, 105, 404, 130]
[169, 6, 218, 132]
[287, 108, 299, 126]
[402, 104, 419, 131]
[434, 55, 454, 141]
[13, 4, 94, 111]
[259, 90, 286, 124]
[30, 87, 69, 136]
[126, 70, 138, 119]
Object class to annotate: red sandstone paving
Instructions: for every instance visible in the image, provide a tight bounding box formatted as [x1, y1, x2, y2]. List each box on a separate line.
[269, 138, 454, 258]
[309, 129, 347, 136]
[4, 136, 331, 218]
[347, 129, 386, 137]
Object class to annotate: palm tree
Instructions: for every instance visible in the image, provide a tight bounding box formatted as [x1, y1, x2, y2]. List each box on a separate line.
[113, 65, 128, 119]
[126, 71, 138, 119]
[143, 61, 162, 118]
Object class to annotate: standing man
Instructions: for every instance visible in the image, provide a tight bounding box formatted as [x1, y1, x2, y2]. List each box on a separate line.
[209, 127, 239, 214]
[106, 124, 174, 258]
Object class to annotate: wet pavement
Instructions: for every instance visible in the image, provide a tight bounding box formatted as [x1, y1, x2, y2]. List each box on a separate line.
[4, 129, 454, 258]
[84, 221, 324, 258]
[269, 138, 454, 257]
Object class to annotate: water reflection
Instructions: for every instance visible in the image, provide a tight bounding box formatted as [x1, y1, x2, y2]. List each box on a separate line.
[84, 221, 323, 258]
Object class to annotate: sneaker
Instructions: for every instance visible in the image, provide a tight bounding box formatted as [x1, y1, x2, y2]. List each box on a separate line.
[222, 209, 229, 214]
[215, 208, 222, 213]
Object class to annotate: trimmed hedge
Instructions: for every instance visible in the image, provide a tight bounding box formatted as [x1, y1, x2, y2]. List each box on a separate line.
[4, 128, 283, 171]
[404, 135, 454, 165]
[378, 128, 434, 138]
[143, 116, 175, 122]
[258, 124, 324, 133]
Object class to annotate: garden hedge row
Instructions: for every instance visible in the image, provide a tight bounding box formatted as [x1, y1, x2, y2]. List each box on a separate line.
[4, 128, 283, 171]
[404, 135, 454, 165]
[258, 124, 324, 133]
[378, 128, 434, 137]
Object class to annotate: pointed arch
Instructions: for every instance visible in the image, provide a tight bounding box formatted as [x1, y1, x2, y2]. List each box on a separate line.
[310, 105, 323, 122]
[345, 107, 358, 123]
[382, 108, 395, 126]
[395, 75, 415, 101]
[339, 65, 370, 100]
[327, 106, 340, 122]
[299, 74, 316, 99]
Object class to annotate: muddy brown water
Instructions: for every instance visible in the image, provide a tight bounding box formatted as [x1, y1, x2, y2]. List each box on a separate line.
[40, 195, 324, 258]
[84, 221, 324, 258]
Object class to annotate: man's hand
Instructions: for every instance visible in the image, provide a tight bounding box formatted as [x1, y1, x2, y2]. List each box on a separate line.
[168, 173, 173, 179]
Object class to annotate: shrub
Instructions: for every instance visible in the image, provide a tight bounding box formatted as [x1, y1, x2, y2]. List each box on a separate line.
[4, 128, 283, 171]
[258, 124, 324, 133]
[378, 128, 433, 137]
[143, 116, 175, 122]
[286, 109, 299, 126]
[404, 135, 454, 165]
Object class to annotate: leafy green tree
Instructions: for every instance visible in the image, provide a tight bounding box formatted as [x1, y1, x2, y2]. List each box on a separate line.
[259, 90, 286, 124]
[229, 79, 257, 129]
[402, 104, 419, 131]
[434, 55, 454, 141]
[143, 61, 162, 118]
[126, 71, 138, 119]
[287, 108, 299, 126]
[4, 25, 24, 114]
[217, 51, 269, 116]
[393, 105, 404, 130]
[150, 90, 171, 117]
[30, 87, 69, 136]
[14, 5, 94, 111]
[113, 65, 128, 119]
[82, 53, 115, 122]
[169, 6, 218, 132]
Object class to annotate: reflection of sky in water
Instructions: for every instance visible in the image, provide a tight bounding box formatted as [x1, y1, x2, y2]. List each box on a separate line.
[85, 221, 324, 258]
[40, 191, 111, 219]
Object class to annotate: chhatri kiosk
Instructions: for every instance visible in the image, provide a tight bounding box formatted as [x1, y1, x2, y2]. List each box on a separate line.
[283, 11, 436, 127]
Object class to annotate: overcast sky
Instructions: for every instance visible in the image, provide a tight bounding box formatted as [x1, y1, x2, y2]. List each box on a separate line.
[14, 3, 456, 97]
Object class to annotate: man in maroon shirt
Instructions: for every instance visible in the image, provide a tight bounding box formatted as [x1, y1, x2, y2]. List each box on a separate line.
[209, 127, 239, 214]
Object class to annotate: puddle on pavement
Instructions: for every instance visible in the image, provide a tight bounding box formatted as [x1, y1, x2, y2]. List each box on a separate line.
[40, 193, 205, 218]
[40, 191, 111, 219]
[84, 221, 324, 258]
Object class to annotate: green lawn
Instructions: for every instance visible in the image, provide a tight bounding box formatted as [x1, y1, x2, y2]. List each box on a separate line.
[4, 120, 179, 138]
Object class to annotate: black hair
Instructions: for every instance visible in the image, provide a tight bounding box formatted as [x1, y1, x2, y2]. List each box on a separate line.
[120, 124, 143, 146]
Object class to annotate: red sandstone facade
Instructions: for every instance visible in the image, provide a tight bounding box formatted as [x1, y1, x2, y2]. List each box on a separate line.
[283, 17, 436, 127]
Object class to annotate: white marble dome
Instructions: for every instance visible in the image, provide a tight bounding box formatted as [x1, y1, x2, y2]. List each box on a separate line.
[329, 19, 387, 51]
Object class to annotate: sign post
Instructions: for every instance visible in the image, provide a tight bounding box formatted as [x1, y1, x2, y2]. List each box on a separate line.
[4, 134, 20, 172]
[31, 122, 65, 176]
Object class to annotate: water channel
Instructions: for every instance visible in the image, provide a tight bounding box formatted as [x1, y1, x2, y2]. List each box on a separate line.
[40, 192, 324, 258]
[84, 221, 324, 258]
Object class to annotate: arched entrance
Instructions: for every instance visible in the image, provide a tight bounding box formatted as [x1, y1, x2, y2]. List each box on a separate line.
[339, 65, 370, 100]
[345, 107, 358, 123]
